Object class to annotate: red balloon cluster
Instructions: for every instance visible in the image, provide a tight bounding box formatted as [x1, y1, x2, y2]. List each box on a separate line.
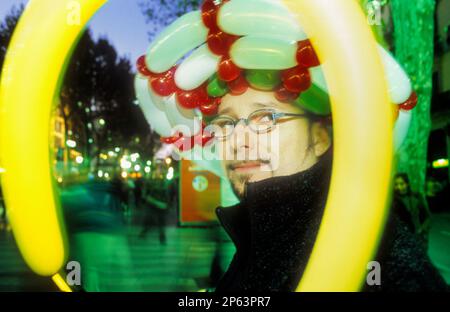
[281, 66, 311, 93]
[227, 75, 248, 95]
[218, 56, 241, 81]
[137, 55, 156, 77]
[296, 40, 321, 68]
[176, 83, 210, 109]
[399, 92, 418, 111]
[150, 67, 178, 96]
[274, 66, 311, 103]
[275, 86, 299, 102]
[201, 0, 228, 31]
[207, 31, 239, 56]
[201, 0, 229, 32]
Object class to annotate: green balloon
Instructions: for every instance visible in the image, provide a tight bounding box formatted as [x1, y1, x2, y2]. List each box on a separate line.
[207, 75, 229, 97]
[218, 0, 306, 41]
[294, 84, 331, 115]
[245, 70, 281, 91]
[230, 36, 298, 70]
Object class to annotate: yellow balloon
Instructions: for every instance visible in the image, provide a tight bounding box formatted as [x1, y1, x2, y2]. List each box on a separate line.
[0, 0, 392, 292]
[0, 0, 107, 280]
[283, 0, 393, 291]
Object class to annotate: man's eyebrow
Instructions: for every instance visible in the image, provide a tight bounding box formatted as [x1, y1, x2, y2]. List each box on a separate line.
[218, 107, 234, 116]
[254, 102, 278, 109]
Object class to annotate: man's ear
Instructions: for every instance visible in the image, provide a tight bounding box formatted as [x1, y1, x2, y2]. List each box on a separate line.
[311, 122, 331, 157]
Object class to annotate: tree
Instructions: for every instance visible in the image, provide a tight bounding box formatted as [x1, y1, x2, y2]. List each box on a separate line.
[0, 4, 24, 72]
[390, 0, 436, 194]
[61, 29, 154, 170]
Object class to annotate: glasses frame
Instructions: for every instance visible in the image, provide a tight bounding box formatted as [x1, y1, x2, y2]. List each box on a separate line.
[208, 108, 310, 140]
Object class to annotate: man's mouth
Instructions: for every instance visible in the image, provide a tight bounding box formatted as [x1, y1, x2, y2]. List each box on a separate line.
[229, 160, 268, 173]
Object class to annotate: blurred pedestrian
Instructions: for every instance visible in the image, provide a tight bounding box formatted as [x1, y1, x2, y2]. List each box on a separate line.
[426, 175, 449, 214]
[139, 178, 169, 244]
[393, 173, 432, 238]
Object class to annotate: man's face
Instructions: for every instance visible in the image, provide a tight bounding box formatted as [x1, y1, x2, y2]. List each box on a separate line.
[215, 88, 330, 198]
[394, 177, 409, 196]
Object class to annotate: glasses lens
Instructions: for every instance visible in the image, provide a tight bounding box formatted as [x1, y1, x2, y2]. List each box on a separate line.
[209, 117, 235, 138]
[248, 110, 274, 133]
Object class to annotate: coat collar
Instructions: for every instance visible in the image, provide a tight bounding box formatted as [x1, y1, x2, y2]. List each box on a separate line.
[215, 149, 333, 253]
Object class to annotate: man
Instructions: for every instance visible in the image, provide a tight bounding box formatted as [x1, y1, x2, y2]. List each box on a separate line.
[211, 89, 447, 292]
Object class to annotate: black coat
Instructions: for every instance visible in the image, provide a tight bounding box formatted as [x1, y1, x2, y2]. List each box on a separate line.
[214, 152, 447, 292]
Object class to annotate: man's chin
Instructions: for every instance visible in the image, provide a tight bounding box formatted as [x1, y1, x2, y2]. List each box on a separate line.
[228, 171, 275, 199]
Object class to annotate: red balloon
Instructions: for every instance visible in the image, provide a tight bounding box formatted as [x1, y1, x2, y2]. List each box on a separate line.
[160, 133, 181, 144]
[150, 67, 177, 96]
[218, 57, 241, 82]
[207, 31, 239, 56]
[200, 98, 220, 116]
[201, 0, 219, 31]
[296, 40, 320, 68]
[399, 92, 418, 111]
[227, 75, 248, 95]
[136, 55, 154, 77]
[281, 66, 311, 93]
[176, 84, 210, 109]
[275, 86, 300, 102]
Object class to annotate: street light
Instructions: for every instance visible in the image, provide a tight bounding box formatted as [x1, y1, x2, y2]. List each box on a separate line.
[66, 139, 76, 148]
[120, 158, 132, 169]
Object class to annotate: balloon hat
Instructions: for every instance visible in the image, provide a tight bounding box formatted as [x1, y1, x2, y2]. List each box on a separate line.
[135, 0, 417, 152]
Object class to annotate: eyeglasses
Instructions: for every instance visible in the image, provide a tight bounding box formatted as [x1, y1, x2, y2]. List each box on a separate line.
[207, 108, 309, 140]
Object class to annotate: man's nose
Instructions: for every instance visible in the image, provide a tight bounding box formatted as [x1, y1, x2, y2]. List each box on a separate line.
[231, 119, 251, 151]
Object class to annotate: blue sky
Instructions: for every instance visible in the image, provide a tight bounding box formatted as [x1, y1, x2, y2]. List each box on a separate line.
[0, 0, 151, 71]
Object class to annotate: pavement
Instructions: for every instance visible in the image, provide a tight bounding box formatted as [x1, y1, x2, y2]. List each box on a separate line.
[0, 213, 449, 291]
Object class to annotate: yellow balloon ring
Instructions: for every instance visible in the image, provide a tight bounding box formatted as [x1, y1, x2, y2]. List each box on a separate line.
[0, 0, 393, 292]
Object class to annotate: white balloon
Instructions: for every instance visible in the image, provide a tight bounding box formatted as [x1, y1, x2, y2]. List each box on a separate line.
[163, 94, 202, 136]
[134, 75, 173, 137]
[393, 110, 412, 152]
[378, 46, 412, 104]
[147, 10, 208, 73]
[175, 44, 221, 91]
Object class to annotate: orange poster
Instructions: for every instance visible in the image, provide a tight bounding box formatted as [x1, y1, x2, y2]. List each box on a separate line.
[179, 159, 221, 226]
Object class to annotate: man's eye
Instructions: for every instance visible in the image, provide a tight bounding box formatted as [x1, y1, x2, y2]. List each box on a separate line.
[251, 112, 273, 124]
